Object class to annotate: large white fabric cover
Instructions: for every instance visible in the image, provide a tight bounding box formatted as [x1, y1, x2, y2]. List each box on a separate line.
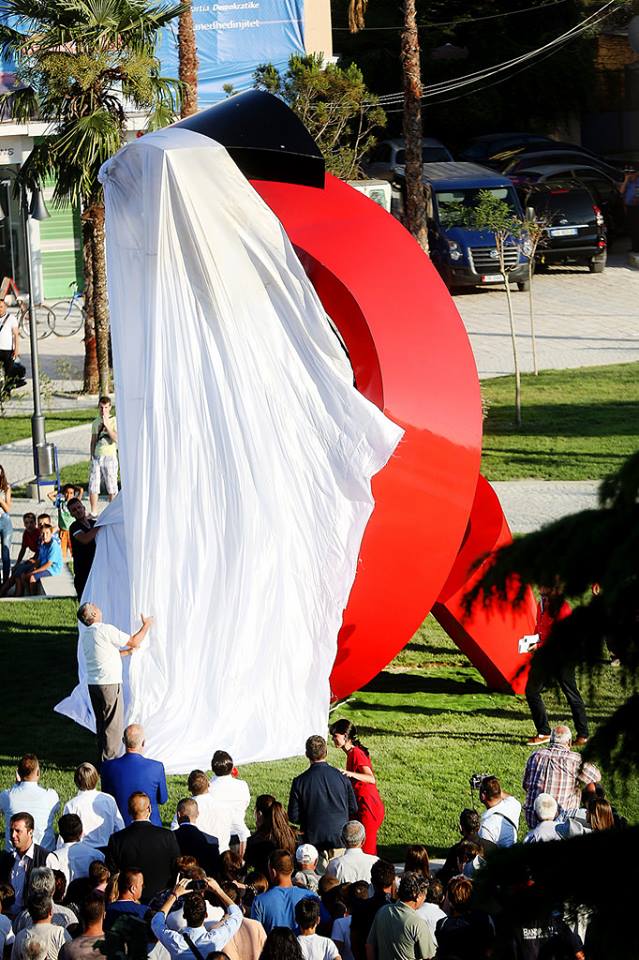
[56, 127, 402, 772]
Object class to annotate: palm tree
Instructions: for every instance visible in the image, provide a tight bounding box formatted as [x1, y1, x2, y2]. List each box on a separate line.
[349, 0, 428, 253]
[178, 1, 199, 118]
[0, 0, 184, 394]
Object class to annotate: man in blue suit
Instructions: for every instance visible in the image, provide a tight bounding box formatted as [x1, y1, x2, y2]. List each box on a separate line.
[101, 724, 168, 826]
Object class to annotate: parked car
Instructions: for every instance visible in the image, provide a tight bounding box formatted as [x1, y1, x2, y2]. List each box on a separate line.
[508, 163, 625, 237]
[458, 132, 556, 165]
[500, 148, 624, 183]
[515, 180, 607, 273]
[403, 161, 531, 291]
[364, 137, 453, 180]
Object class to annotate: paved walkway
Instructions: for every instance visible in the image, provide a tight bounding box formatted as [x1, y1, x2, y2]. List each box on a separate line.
[454, 249, 639, 379]
[1, 423, 91, 486]
[490, 480, 599, 534]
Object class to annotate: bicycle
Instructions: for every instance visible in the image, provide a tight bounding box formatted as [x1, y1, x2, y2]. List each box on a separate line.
[1, 276, 54, 341]
[49, 280, 85, 337]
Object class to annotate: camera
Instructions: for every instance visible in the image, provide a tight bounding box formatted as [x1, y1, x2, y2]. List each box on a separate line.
[469, 773, 491, 791]
[187, 879, 207, 892]
[518, 634, 540, 655]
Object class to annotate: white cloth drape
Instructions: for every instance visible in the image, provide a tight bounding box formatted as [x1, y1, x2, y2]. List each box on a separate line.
[55, 127, 402, 772]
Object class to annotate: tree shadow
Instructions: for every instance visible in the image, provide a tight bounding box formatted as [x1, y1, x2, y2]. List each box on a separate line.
[363, 670, 486, 697]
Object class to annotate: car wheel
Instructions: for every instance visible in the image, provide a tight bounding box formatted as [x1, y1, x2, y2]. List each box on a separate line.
[589, 255, 606, 274]
[517, 279, 531, 292]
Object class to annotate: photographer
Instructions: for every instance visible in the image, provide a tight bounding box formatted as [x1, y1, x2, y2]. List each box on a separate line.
[151, 875, 242, 958]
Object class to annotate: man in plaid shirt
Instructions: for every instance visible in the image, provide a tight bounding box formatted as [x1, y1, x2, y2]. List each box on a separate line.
[523, 725, 601, 828]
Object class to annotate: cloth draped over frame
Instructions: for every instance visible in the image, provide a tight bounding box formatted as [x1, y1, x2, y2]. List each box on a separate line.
[55, 127, 403, 772]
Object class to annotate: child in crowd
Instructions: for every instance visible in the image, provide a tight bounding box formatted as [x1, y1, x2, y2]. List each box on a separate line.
[296, 897, 341, 960]
[15, 522, 63, 595]
[48, 483, 82, 561]
[0, 512, 37, 596]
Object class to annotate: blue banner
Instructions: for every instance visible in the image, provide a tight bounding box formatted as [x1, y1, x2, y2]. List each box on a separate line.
[157, 0, 305, 105]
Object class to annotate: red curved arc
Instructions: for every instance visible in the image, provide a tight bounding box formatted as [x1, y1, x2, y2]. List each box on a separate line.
[252, 174, 483, 697]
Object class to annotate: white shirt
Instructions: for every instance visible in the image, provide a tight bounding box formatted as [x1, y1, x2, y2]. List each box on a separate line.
[331, 916, 354, 960]
[325, 847, 378, 883]
[47, 839, 104, 884]
[298, 933, 339, 960]
[11, 922, 70, 960]
[151, 905, 243, 958]
[523, 820, 563, 843]
[63, 789, 124, 848]
[170, 793, 233, 851]
[0, 310, 17, 351]
[479, 795, 522, 848]
[80, 622, 129, 685]
[416, 902, 447, 940]
[208, 774, 251, 842]
[1, 782, 59, 851]
[166, 902, 224, 931]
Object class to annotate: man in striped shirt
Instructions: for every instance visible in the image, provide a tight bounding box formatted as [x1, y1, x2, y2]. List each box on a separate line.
[523, 725, 601, 828]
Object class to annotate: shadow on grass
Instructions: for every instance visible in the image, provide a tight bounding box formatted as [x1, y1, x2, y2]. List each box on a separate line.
[484, 401, 639, 438]
[363, 671, 486, 697]
[360, 726, 524, 744]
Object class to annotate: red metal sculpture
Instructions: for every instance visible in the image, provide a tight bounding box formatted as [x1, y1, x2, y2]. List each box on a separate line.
[251, 173, 536, 698]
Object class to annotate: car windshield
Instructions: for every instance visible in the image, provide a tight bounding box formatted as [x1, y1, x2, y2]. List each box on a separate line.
[529, 190, 593, 224]
[434, 186, 520, 228]
[395, 146, 450, 164]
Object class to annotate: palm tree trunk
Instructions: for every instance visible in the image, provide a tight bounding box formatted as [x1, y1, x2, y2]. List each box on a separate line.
[87, 203, 110, 396]
[81, 215, 98, 393]
[401, 0, 428, 253]
[178, 2, 199, 118]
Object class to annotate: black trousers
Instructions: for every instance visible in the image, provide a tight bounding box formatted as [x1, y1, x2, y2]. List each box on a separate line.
[628, 206, 639, 253]
[525, 657, 588, 739]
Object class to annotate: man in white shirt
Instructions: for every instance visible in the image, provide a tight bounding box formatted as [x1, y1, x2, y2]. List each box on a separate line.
[62, 762, 124, 848]
[0, 756, 59, 852]
[208, 751, 250, 855]
[11, 893, 71, 960]
[77, 602, 153, 763]
[478, 776, 522, 848]
[326, 821, 378, 884]
[46, 814, 104, 885]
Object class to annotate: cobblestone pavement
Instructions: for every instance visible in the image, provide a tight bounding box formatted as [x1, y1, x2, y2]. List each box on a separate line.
[454, 249, 639, 379]
[490, 480, 599, 534]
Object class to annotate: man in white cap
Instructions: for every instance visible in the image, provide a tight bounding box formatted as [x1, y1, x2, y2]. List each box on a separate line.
[293, 844, 320, 892]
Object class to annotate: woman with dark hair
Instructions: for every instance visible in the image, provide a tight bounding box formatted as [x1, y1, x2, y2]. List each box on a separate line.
[0, 464, 12, 585]
[245, 796, 297, 875]
[259, 926, 303, 960]
[330, 719, 384, 855]
[404, 844, 429, 878]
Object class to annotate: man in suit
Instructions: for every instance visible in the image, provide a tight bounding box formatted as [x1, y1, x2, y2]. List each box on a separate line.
[101, 724, 168, 826]
[288, 735, 358, 872]
[174, 798, 219, 876]
[0, 813, 48, 916]
[106, 792, 180, 903]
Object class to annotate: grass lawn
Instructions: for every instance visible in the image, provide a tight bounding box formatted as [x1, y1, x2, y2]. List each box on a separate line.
[1, 600, 635, 861]
[481, 362, 639, 481]
[0, 409, 95, 446]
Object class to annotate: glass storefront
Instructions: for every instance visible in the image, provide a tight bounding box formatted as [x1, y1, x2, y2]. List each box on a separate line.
[0, 167, 28, 293]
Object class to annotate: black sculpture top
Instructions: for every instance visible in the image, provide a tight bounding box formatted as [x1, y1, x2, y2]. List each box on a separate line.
[174, 90, 325, 189]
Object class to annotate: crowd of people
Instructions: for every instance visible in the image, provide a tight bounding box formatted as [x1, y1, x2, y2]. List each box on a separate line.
[0, 394, 117, 601]
[0, 719, 624, 960]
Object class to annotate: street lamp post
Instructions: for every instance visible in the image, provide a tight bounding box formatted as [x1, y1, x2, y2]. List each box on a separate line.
[20, 184, 47, 461]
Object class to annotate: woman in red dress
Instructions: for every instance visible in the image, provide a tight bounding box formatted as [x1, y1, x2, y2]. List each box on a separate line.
[329, 719, 385, 855]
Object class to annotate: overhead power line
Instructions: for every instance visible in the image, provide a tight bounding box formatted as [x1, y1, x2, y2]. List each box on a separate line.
[333, 0, 570, 32]
[369, 0, 617, 108]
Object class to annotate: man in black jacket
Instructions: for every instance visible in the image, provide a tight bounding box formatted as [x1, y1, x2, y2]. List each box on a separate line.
[0, 813, 48, 916]
[106, 792, 180, 903]
[288, 735, 357, 871]
[174, 798, 220, 876]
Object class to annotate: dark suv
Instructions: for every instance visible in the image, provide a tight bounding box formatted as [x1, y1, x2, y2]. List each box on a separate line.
[515, 180, 607, 273]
